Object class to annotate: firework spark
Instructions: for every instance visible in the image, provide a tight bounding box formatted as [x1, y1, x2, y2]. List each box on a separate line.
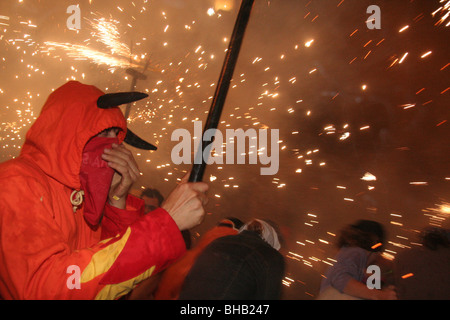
[432, 0, 450, 26]
[42, 18, 141, 71]
[42, 41, 139, 71]
[1, 0, 449, 300]
[89, 18, 132, 58]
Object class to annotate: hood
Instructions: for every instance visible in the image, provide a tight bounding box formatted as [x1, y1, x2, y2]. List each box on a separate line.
[20, 81, 127, 190]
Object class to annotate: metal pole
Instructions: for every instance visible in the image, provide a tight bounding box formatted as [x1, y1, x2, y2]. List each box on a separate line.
[189, 0, 255, 182]
[124, 58, 151, 120]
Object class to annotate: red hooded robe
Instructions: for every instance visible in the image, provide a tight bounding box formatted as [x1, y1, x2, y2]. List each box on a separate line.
[0, 81, 186, 299]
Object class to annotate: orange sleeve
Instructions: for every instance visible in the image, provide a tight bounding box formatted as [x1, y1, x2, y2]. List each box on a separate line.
[100, 194, 145, 240]
[0, 175, 185, 300]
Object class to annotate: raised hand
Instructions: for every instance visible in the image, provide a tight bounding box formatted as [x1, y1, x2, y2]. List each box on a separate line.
[102, 143, 141, 209]
[161, 172, 209, 231]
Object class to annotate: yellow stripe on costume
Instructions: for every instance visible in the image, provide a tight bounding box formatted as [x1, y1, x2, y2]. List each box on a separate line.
[94, 265, 156, 300]
[80, 228, 131, 284]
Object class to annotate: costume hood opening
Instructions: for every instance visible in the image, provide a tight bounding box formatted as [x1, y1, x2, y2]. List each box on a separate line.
[20, 81, 154, 189]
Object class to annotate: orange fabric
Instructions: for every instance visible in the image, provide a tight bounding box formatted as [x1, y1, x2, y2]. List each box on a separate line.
[101, 194, 146, 240]
[21, 81, 127, 190]
[0, 81, 185, 299]
[154, 226, 239, 300]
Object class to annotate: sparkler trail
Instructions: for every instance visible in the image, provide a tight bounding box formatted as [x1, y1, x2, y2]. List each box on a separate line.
[42, 18, 142, 71]
[42, 41, 139, 71]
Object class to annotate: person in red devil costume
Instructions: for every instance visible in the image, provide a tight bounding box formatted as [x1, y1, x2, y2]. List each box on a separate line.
[0, 81, 209, 299]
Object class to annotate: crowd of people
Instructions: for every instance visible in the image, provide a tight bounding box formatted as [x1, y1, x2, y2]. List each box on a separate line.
[0, 82, 448, 300]
[318, 220, 450, 300]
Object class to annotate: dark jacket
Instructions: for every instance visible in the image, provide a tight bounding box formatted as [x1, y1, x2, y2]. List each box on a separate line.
[393, 246, 450, 300]
[179, 230, 285, 300]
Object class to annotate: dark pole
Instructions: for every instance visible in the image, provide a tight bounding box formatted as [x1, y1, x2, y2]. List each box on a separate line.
[189, 0, 255, 182]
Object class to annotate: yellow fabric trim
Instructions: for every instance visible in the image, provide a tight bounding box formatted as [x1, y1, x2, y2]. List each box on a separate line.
[80, 227, 131, 283]
[95, 265, 156, 300]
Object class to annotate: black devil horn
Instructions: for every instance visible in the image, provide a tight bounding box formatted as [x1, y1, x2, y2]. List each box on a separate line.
[124, 128, 157, 151]
[97, 92, 149, 109]
[97, 92, 156, 150]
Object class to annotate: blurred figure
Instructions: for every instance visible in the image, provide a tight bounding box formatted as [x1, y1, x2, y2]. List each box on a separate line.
[393, 227, 450, 299]
[154, 217, 244, 300]
[178, 219, 285, 300]
[141, 188, 164, 213]
[318, 220, 397, 300]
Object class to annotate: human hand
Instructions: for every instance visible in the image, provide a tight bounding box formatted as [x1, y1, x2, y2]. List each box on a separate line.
[102, 143, 141, 209]
[161, 171, 209, 231]
[374, 286, 397, 300]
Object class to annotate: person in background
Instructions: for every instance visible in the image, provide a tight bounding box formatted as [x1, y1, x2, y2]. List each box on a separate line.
[178, 219, 285, 300]
[318, 220, 397, 300]
[141, 188, 165, 214]
[154, 217, 244, 300]
[393, 226, 450, 299]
